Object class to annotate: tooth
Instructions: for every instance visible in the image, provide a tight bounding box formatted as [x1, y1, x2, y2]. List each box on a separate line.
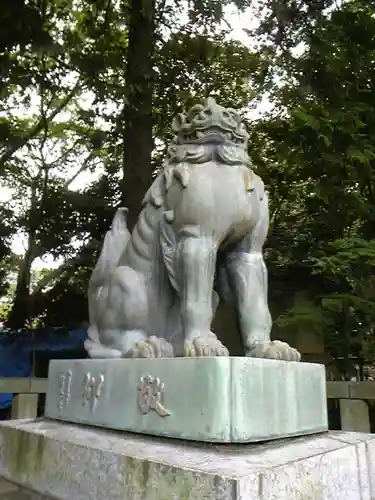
[196, 131, 205, 138]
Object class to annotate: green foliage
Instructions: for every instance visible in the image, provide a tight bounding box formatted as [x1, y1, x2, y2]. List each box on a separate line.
[0, 0, 260, 327]
[2, 0, 375, 377]
[250, 0, 375, 373]
[276, 303, 332, 334]
[0, 206, 17, 296]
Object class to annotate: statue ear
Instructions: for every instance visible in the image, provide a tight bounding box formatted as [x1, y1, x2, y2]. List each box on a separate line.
[172, 113, 185, 133]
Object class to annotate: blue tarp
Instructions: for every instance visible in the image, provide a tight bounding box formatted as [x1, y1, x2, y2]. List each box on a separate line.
[0, 328, 88, 409]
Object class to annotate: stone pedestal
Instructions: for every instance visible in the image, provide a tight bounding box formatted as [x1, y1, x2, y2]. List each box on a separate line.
[44, 357, 328, 443]
[0, 419, 374, 500]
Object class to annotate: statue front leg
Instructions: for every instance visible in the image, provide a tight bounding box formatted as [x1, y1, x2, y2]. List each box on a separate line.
[226, 250, 272, 350]
[224, 192, 301, 362]
[226, 250, 300, 361]
[176, 235, 228, 357]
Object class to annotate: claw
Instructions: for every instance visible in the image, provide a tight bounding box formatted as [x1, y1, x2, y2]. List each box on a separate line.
[247, 340, 301, 362]
[183, 332, 229, 357]
[123, 336, 174, 358]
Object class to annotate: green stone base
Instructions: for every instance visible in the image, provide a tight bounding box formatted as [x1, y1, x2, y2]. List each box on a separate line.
[44, 357, 328, 443]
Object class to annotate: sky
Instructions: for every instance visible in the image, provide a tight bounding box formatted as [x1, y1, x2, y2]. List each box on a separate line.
[1, 4, 274, 272]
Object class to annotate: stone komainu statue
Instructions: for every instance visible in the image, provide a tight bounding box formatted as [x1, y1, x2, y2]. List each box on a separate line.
[85, 98, 300, 361]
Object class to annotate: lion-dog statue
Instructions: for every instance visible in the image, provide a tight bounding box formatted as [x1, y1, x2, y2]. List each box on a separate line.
[85, 98, 301, 361]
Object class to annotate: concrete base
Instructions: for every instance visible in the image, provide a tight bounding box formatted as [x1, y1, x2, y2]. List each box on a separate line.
[0, 419, 374, 499]
[44, 357, 328, 442]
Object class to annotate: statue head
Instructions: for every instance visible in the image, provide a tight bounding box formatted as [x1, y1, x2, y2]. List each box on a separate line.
[172, 97, 249, 150]
[165, 98, 250, 167]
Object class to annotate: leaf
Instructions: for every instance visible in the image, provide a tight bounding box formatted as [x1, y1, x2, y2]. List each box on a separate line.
[275, 303, 331, 333]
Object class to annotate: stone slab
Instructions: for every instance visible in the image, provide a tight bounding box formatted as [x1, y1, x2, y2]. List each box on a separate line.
[0, 479, 18, 496]
[0, 379, 30, 394]
[0, 378, 47, 394]
[44, 357, 328, 443]
[11, 394, 38, 420]
[349, 381, 375, 399]
[340, 399, 371, 433]
[326, 381, 350, 399]
[0, 419, 374, 500]
[0, 479, 49, 500]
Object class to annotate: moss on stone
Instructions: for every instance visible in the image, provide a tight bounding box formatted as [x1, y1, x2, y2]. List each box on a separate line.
[4, 427, 45, 478]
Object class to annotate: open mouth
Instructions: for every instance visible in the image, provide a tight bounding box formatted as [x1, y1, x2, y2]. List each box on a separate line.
[180, 127, 246, 145]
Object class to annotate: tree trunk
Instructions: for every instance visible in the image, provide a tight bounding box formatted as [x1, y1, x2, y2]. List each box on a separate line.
[121, 0, 156, 230]
[6, 187, 39, 329]
[6, 230, 36, 329]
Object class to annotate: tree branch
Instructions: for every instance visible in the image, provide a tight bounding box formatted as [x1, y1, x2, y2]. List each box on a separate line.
[30, 239, 101, 298]
[48, 138, 82, 168]
[64, 151, 97, 188]
[0, 80, 80, 169]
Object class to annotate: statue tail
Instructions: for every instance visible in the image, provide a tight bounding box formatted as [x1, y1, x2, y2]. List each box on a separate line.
[89, 208, 131, 289]
[86, 208, 131, 351]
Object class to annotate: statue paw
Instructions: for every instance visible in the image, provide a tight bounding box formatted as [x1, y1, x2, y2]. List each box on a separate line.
[247, 340, 301, 362]
[123, 335, 174, 358]
[183, 332, 229, 357]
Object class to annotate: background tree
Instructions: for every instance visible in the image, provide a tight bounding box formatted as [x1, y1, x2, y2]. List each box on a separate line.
[2, 0, 375, 380]
[248, 0, 375, 377]
[0, 0, 260, 327]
